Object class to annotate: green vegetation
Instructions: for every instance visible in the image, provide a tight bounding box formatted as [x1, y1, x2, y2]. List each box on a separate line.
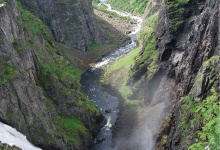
[179, 90, 220, 150]
[108, 0, 149, 14]
[0, 59, 17, 86]
[88, 43, 104, 52]
[6, 107, 13, 119]
[0, 0, 4, 3]
[92, 0, 100, 5]
[132, 12, 159, 79]
[102, 46, 143, 109]
[105, 46, 142, 73]
[16, 1, 100, 117]
[93, 4, 131, 22]
[177, 56, 220, 149]
[16, 3, 100, 146]
[17, 2, 51, 41]
[166, 0, 189, 33]
[12, 38, 24, 54]
[56, 115, 90, 145]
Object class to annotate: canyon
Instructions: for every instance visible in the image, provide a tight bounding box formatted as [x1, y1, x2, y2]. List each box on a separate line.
[0, 0, 219, 150]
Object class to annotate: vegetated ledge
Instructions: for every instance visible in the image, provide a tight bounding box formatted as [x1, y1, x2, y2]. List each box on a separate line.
[0, 143, 21, 150]
[0, 0, 105, 149]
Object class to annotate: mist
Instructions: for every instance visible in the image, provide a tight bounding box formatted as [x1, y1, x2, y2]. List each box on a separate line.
[113, 77, 173, 150]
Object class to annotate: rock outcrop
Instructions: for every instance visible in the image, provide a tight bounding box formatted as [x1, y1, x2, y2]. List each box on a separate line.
[129, 0, 219, 149]
[0, 143, 21, 150]
[18, 0, 108, 51]
[0, 0, 104, 149]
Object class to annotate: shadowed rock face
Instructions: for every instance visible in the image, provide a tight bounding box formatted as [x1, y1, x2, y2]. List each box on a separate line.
[18, 0, 109, 51]
[125, 0, 219, 149]
[0, 0, 104, 149]
[140, 0, 219, 149]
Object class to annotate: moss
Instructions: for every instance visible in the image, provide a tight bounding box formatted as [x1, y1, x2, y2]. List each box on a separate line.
[166, 0, 189, 34]
[0, 59, 17, 86]
[16, 2, 52, 41]
[56, 115, 91, 145]
[6, 107, 13, 119]
[203, 56, 220, 67]
[130, 11, 159, 79]
[12, 38, 24, 54]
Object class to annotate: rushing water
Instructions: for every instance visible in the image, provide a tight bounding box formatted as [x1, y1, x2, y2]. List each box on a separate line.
[0, 122, 41, 150]
[0, 1, 142, 150]
[81, 1, 142, 150]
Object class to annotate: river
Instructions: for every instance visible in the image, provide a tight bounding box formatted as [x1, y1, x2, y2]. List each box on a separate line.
[81, 1, 143, 150]
[0, 1, 142, 150]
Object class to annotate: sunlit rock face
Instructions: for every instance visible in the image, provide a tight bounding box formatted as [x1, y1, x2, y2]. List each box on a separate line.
[18, 0, 109, 51]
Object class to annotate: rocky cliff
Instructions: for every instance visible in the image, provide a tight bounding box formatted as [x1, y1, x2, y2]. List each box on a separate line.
[18, 0, 108, 51]
[0, 0, 104, 149]
[129, 0, 219, 149]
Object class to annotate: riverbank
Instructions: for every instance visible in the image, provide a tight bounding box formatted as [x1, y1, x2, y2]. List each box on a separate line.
[60, 7, 135, 71]
[80, 1, 143, 149]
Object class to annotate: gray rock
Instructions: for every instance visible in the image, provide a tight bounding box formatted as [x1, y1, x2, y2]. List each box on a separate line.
[18, 0, 109, 51]
[105, 109, 112, 113]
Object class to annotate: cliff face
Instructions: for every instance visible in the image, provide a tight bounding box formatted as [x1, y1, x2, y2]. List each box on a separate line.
[18, 0, 108, 51]
[130, 0, 219, 149]
[0, 0, 104, 149]
[155, 0, 220, 149]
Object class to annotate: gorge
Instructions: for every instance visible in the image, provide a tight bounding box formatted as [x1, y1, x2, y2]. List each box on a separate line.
[0, 0, 219, 150]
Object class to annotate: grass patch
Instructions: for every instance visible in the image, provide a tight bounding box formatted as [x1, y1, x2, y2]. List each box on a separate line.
[107, 0, 149, 14]
[89, 43, 111, 52]
[107, 46, 142, 73]
[12, 38, 24, 54]
[0, 59, 17, 86]
[56, 115, 90, 145]
[102, 46, 143, 110]
[16, 2, 52, 41]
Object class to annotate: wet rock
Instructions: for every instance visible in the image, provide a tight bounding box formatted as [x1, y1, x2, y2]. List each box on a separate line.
[96, 137, 106, 143]
[105, 109, 112, 113]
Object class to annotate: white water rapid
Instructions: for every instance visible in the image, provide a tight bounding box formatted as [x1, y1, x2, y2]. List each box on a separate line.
[93, 0, 143, 69]
[0, 122, 41, 150]
[81, 1, 143, 150]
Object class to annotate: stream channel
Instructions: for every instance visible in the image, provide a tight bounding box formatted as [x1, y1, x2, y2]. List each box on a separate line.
[81, 1, 143, 150]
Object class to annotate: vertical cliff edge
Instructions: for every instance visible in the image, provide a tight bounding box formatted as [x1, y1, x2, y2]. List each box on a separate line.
[0, 0, 105, 149]
[130, 0, 219, 149]
[18, 0, 109, 51]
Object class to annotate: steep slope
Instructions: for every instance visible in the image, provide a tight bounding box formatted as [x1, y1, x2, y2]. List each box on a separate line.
[18, 0, 109, 51]
[0, 0, 104, 149]
[130, 0, 220, 149]
[102, 0, 219, 149]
